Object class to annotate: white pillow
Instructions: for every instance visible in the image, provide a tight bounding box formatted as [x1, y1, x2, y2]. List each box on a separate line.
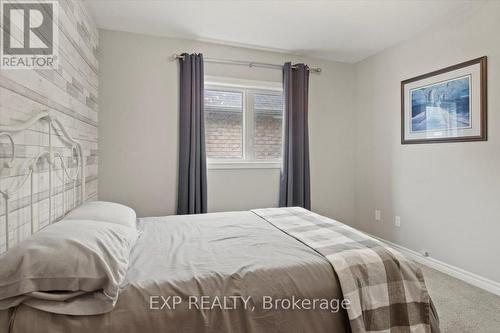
[65, 201, 137, 229]
[0, 219, 138, 315]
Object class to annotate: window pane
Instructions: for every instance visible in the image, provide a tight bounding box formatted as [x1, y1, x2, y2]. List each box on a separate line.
[204, 90, 243, 159]
[254, 92, 283, 159]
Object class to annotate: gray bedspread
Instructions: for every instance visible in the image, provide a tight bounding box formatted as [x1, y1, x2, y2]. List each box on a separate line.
[3, 210, 439, 333]
[5, 211, 351, 333]
[254, 207, 440, 333]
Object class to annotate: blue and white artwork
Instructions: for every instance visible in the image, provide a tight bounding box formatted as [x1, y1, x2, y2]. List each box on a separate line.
[410, 76, 471, 133]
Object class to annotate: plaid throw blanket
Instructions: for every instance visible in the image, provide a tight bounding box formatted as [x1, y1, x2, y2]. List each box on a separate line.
[253, 207, 432, 333]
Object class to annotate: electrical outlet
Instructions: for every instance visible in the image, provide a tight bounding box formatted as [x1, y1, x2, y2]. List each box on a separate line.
[395, 216, 401, 227]
[375, 210, 381, 221]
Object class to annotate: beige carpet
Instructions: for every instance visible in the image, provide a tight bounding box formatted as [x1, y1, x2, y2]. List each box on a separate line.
[418, 263, 500, 333]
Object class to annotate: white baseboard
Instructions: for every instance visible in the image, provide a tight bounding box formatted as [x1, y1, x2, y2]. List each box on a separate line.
[367, 234, 500, 297]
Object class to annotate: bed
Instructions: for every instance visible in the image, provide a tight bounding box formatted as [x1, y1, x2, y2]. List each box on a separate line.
[0, 112, 440, 333]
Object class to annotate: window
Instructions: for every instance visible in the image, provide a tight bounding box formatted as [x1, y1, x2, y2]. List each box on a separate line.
[204, 89, 244, 159]
[253, 92, 283, 160]
[204, 79, 283, 168]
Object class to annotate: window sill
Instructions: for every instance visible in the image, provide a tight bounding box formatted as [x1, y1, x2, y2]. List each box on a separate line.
[207, 161, 281, 170]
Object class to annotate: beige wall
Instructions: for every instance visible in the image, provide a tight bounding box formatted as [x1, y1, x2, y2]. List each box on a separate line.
[354, 2, 500, 282]
[98, 30, 355, 222]
[99, 3, 500, 283]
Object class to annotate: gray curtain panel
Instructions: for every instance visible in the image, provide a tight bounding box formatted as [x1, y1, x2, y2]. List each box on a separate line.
[279, 62, 311, 209]
[177, 53, 207, 214]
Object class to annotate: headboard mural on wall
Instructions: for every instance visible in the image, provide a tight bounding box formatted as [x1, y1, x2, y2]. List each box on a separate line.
[0, 0, 98, 252]
[0, 112, 86, 251]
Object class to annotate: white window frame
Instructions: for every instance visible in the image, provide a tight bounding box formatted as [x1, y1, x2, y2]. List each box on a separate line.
[205, 76, 283, 170]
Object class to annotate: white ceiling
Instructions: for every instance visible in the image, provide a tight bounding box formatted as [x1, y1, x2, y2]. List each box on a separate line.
[84, 0, 485, 63]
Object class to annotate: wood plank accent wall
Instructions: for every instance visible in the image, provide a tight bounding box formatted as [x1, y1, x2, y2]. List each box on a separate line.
[0, 0, 98, 251]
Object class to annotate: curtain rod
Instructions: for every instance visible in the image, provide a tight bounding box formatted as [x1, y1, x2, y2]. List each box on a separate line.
[172, 54, 321, 73]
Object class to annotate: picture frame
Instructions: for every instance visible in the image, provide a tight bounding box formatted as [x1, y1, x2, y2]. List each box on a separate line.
[401, 57, 487, 144]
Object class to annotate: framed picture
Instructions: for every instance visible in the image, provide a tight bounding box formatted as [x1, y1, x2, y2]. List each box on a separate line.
[401, 57, 487, 144]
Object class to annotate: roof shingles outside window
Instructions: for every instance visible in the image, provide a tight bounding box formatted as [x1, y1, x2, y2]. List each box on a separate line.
[204, 90, 243, 113]
[254, 93, 283, 114]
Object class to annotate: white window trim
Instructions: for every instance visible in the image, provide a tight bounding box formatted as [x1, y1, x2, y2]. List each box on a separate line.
[207, 161, 281, 170]
[205, 76, 283, 170]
